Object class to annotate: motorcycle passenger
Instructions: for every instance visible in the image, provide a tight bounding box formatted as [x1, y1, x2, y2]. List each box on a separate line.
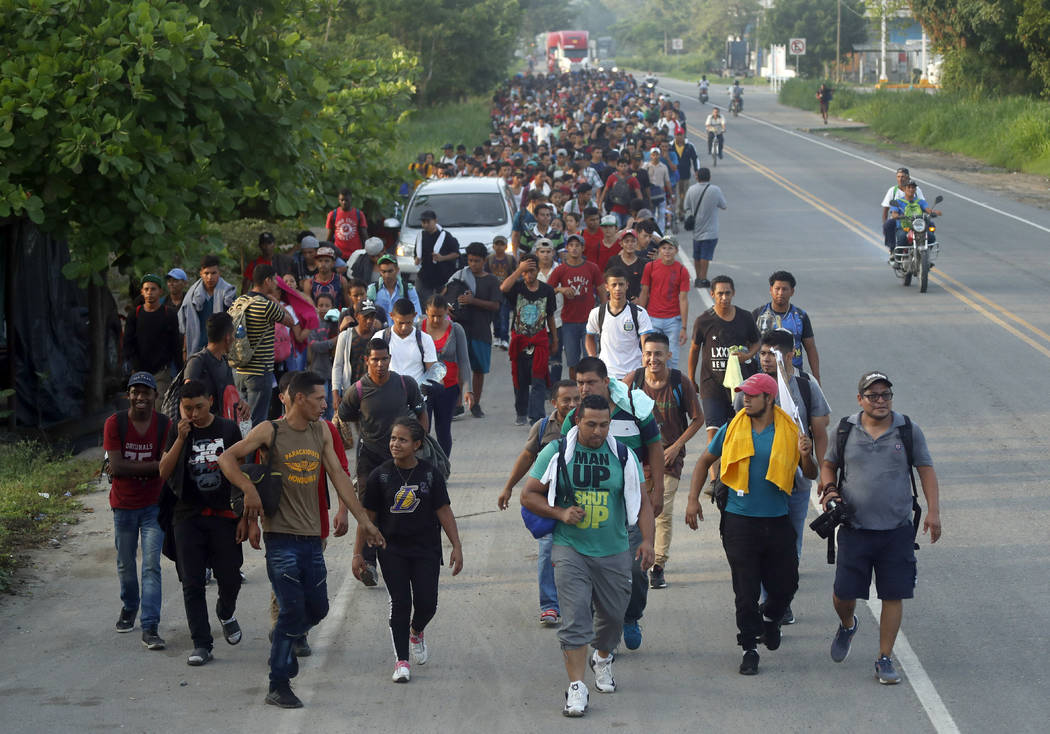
[889, 181, 942, 249]
[880, 167, 925, 250]
[730, 80, 743, 112]
[705, 108, 726, 159]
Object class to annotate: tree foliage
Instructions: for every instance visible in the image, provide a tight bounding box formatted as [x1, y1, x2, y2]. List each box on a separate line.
[0, 0, 416, 281]
[910, 0, 1050, 96]
[340, 0, 522, 105]
[606, 0, 760, 59]
[759, 0, 869, 77]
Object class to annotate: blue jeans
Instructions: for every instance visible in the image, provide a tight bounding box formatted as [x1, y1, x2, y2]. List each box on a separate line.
[561, 322, 587, 370]
[495, 301, 511, 342]
[650, 315, 683, 370]
[113, 505, 164, 629]
[614, 211, 630, 228]
[538, 534, 558, 613]
[235, 371, 273, 427]
[265, 534, 329, 685]
[624, 523, 648, 624]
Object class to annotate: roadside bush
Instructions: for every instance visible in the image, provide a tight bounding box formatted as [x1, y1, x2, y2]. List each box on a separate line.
[779, 79, 1050, 176]
[617, 53, 716, 76]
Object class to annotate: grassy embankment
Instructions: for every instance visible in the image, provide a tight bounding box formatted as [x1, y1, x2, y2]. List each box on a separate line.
[779, 79, 1050, 177]
[388, 97, 492, 174]
[0, 441, 97, 592]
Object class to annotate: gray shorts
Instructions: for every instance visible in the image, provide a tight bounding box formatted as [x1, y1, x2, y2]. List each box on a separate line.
[552, 543, 632, 651]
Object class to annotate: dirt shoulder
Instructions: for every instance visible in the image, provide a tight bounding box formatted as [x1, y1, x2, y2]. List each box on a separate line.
[821, 127, 1050, 210]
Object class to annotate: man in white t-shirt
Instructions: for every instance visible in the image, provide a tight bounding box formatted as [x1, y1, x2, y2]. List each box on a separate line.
[880, 167, 925, 250]
[383, 298, 437, 385]
[585, 266, 655, 380]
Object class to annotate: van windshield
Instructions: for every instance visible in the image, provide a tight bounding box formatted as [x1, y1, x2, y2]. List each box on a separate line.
[406, 193, 508, 227]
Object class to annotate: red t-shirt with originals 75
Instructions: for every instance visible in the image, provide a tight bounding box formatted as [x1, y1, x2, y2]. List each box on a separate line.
[641, 259, 690, 318]
[549, 260, 603, 324]
[103, 412, 171, 509]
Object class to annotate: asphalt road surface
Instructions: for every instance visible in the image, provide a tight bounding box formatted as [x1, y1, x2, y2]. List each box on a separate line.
[2, 82, 1048, 734]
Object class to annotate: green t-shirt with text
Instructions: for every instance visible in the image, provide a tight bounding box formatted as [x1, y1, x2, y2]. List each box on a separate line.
[529, 440, 641, 557]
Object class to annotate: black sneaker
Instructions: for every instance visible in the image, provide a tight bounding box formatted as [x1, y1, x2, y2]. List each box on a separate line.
[141, 628, 166, 650]
[763, 619, 782, 651]
[470, 404, 485, 418]
[115, 608, 135, 633]
[452, 405, 465, 421]
[265, 683, 303, 709]
[695, 278, 710, 289]
[781, 605, 795, 625]
[187, 647, 213, 666]
[649, 565, 667, 589]
[359, 563, 378, 587]
[739, 648, 759, 675]
[293, 635, 312, 657]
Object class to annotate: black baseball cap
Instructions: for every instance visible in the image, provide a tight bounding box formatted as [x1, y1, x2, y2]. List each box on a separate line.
[858, 371, 893, 392]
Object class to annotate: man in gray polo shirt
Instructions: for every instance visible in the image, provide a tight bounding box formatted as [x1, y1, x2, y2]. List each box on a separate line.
[819, 371, 942, 685]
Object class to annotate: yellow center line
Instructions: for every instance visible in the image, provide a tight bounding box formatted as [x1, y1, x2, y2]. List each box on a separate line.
[725, 146, 1050, 360]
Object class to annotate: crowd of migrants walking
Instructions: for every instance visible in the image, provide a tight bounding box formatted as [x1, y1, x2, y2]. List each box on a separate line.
[106, 67, 941, 716]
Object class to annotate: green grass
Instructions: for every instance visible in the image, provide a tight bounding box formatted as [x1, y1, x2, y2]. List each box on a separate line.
[0, 441, 98, 593]
[389, 97, 492, 174]
[779, 79, 1050, 176]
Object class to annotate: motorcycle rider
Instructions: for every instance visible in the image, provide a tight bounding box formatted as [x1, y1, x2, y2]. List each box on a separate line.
[880, 167, 925, 250]
[730, 80, 743, 112]
[698, 75, 710, 103]
[705, 107, 726, 160]
[889, 181, 942, 253]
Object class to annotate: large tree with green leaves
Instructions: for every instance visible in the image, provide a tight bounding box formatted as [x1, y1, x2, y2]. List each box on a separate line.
[910, 0, 1050, 95]
[0, 0, 415, 407]
[340, 0, 522, 104]
[758, 0, 868, 78]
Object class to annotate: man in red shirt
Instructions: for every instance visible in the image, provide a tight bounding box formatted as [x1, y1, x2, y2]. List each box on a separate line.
[597, 156, 642, 228]
[326, 188, 368, 259]
[580, 206, 603, 265]
[638, 236, 691, 370]
[102, 372, 172, 650]
[549, 234, 604, 380]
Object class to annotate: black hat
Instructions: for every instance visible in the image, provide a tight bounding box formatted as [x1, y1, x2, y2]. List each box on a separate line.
[858, 371, 893, 392]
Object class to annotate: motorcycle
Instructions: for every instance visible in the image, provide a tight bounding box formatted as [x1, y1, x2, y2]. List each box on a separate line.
[729, 94, 742, 116]
[698, 83, 709, 104]
[643, 75, 658, 95]
[890, 195, 943, 293]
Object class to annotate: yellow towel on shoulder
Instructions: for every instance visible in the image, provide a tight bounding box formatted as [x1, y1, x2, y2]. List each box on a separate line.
[720, 405, 800, 495]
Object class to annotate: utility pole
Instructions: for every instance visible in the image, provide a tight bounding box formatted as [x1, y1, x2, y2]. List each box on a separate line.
[836, 0, 841, 83]
[879, 0, 888, 83]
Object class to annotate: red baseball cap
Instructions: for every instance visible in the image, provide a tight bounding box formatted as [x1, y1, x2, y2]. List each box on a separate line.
[734, 373, 778, 396]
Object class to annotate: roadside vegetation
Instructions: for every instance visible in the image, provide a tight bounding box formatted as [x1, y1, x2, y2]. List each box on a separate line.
[0, 442, 98, 593]
[389, 97, 493, 175]
[780, 79, 1050, 177]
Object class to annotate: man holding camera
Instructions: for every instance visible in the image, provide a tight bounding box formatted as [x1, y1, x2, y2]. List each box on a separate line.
[819, 371, 941, 685]
[685, 372, 816, 676]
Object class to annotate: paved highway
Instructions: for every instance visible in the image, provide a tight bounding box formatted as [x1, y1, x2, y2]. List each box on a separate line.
[1, 82, 1047, 733]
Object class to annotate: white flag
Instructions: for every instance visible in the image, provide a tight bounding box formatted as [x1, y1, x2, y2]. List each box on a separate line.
[774, 349, 806, 435]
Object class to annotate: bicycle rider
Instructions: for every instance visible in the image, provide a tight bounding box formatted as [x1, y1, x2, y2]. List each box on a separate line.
[705, 108, 726, 160]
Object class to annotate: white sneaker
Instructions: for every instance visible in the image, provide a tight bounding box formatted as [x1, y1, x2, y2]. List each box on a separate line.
[589, 650, 616, 693]
[563, 681, 588, 717]
[410, 632, 429, 665]
[392, 660, 411, 683]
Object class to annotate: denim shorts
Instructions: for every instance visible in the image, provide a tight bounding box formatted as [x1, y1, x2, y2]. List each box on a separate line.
[693, 238, 718, 261]
[834, 525, 916, 601]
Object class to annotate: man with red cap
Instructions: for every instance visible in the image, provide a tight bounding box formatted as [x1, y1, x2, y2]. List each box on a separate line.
[684, 372, 817, 676]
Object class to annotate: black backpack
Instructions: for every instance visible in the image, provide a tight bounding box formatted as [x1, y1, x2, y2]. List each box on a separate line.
[595, 302, 641, 356]
[630, 368, 690, 429]
[608, 176, 632, 208]
[381, 326, 426, 363]
[834, 414, 922, 550]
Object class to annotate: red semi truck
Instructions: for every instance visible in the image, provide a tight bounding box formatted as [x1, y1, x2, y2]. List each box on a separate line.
[545, 30, 589, 73]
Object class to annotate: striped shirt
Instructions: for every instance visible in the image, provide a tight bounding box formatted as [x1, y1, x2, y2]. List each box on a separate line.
[237, 293, 286, 376]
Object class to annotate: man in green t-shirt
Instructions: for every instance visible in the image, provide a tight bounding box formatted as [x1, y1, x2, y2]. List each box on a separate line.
[521, 394, 654, 718]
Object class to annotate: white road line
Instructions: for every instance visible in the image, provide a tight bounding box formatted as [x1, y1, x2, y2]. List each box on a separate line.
[658, 84, 1050, 235]
[677, 248, 714, 307]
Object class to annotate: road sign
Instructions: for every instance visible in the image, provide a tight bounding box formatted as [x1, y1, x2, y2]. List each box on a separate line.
[671, 38, 683, 51]
[789, 38, 806, 55]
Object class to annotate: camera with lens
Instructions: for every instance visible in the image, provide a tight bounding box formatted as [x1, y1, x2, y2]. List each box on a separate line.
[810, 495, 853, 539]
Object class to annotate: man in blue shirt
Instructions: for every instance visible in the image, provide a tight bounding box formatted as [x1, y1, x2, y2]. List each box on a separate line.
[685, 373, 816, 675]
[889, 180, 942, 249]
